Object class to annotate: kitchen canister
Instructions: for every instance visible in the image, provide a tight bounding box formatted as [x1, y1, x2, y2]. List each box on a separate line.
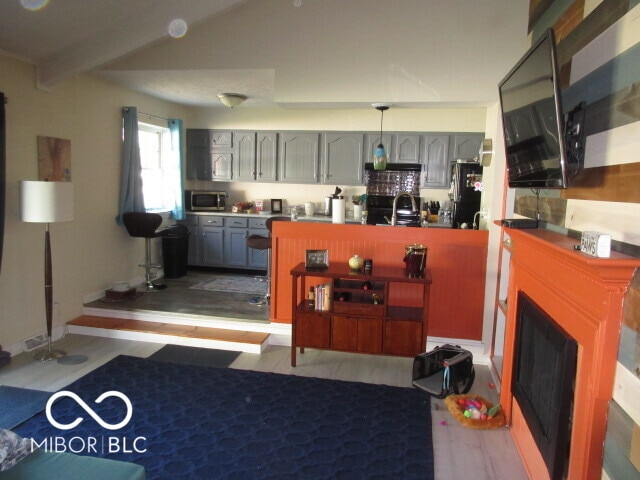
[304, 202, 315, 216]
[332, 196, 345, 223]
[353, 204, 363, 220]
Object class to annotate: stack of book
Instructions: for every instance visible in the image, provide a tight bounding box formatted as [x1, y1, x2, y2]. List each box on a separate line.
[314, 282, 332, 311]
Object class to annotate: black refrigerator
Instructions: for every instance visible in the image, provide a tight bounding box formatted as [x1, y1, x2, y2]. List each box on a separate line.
[450, 162, 483, 229]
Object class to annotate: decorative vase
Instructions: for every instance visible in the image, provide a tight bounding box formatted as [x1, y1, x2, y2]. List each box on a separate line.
[348, 254, 364, 271]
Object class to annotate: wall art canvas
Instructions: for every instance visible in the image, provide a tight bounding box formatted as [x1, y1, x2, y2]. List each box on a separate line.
[37, 135, 71, 181]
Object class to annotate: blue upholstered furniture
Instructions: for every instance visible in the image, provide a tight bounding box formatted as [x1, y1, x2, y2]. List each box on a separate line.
[0, 450, 146, 480]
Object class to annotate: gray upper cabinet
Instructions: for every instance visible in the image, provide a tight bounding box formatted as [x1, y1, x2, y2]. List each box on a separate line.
[186, 129, 211, 180]
[449, 133, 484, 162]
[186, 129, 233, 181]
[211, 152, 233, 181]
[322, 133, 364, 185]
[256, 132, 278, 182]
[233, 131, 257, 181]
[210, 131, 233, 148]
[422, 135, 450, 188]
[279, 133, 320, 184]
[394, 134, 421, 163]
[186, 129, 484, 188]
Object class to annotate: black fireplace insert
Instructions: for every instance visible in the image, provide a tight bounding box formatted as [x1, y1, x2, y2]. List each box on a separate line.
[512, 291, 577, 480]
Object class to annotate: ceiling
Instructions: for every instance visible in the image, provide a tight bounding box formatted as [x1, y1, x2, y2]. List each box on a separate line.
[0, 0, 530, 109]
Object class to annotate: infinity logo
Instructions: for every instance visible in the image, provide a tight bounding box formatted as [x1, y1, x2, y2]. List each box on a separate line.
[46, 391, 133, 431]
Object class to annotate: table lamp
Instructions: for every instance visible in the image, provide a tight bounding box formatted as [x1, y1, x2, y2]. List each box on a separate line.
[20, 180, 74, 361]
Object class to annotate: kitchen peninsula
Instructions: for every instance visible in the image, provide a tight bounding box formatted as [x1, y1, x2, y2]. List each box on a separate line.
[270, 222, 488, 341]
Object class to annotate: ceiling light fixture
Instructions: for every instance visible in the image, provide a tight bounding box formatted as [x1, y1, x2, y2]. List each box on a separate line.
[372, 103, 391, 170]
[217, 93, 248, 108]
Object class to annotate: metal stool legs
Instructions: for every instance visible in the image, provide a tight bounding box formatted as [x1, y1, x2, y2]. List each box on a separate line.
[249, 248, 271, 306]
[142, 237, 166, 292]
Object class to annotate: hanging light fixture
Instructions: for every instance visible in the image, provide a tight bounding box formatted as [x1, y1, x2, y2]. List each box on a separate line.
[372, 103, 391, 170]
[217, 93, 247, 108]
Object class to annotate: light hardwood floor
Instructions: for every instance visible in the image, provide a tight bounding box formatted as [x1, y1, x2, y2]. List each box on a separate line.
[0, 334, 528, 480]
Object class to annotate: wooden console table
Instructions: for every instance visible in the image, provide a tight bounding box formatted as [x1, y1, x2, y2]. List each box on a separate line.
[290, 262, 432, 366]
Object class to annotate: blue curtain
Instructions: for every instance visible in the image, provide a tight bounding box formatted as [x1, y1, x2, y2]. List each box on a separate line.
[168, 119, 185, 220]
[116, 106, 145, 225]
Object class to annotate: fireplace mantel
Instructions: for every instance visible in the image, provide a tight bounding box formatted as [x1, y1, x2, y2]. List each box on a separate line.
[500, 227, 640, 480]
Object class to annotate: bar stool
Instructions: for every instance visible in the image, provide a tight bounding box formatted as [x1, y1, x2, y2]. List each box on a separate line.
[123, 212, 167, 292]
[246, 216, 290, 306]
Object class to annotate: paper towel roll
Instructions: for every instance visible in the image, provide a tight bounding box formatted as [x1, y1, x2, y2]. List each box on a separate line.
[332, 197, 345, 223]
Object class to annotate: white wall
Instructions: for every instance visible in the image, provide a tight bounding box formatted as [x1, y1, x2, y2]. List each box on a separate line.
[0, 54, 188, 351]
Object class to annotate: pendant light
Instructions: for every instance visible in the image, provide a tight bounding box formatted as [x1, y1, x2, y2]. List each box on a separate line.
[372, 103, 390, 170]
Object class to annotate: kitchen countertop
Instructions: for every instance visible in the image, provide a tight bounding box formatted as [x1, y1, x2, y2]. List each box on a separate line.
[184, 211, 460, 228]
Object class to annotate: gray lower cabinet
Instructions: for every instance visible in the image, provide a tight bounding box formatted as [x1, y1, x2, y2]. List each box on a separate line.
[183, 215, 269, 270]
[279, 133, 320, 183]
[199, 216, 224, 267]
[322, 133, 364, 185]
[200, 225, 224, 266]
[225, 217, 249, 267]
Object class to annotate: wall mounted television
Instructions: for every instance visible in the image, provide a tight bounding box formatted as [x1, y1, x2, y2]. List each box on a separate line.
[499, 28, 584, 189]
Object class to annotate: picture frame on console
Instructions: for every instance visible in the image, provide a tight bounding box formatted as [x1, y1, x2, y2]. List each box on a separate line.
[305, 249, 329, 270]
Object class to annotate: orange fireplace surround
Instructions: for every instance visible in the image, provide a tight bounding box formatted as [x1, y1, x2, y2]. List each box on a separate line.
[500, 228, 640, 479]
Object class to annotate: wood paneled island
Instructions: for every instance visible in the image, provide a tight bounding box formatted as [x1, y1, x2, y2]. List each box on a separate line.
[270, 222, 488, 341]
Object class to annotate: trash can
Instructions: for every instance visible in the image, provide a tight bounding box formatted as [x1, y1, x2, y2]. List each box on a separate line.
[159, 224, 189, 278]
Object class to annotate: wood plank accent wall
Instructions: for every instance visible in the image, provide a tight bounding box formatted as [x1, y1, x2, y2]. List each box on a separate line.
[270, 223, 488, 341]
[515, 0, 640, 219]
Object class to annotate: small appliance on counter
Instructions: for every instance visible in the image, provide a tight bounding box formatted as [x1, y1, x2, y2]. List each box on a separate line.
[324, 186, 343, 217]
[184, 190, 227, 211]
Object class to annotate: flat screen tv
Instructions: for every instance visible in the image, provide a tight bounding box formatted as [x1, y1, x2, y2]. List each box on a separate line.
[499, 28, 581, 189]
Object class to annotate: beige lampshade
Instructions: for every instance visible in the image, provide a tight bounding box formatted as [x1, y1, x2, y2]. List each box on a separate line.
[20, 181, 74, 223]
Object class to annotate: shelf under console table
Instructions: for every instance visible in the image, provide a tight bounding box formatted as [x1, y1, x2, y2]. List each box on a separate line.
[290, 262, 432, 367]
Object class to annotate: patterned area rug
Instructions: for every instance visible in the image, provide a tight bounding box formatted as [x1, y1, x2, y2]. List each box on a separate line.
[16, 355, 434, 480]
[189, 274, 267, 296]
[0, 386, 51, 429]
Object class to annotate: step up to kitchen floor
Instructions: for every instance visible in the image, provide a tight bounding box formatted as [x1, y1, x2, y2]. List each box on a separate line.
[67, 315, 269, 354]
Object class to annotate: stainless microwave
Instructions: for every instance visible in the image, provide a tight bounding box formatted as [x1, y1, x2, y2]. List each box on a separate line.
[185, 190, 227, 211]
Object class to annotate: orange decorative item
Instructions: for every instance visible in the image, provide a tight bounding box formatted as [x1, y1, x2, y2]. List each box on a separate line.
[445, 394, 505, 430]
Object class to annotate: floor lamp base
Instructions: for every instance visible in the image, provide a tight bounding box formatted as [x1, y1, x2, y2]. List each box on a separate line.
[33, 345, 66, 362]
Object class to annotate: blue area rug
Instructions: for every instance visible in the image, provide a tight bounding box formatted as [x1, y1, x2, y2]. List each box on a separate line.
[0, 385, 51, 429]
[15, 355, 433, 480]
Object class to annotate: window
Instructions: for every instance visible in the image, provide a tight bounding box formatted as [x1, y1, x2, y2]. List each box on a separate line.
[138, 122, 172, 212]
